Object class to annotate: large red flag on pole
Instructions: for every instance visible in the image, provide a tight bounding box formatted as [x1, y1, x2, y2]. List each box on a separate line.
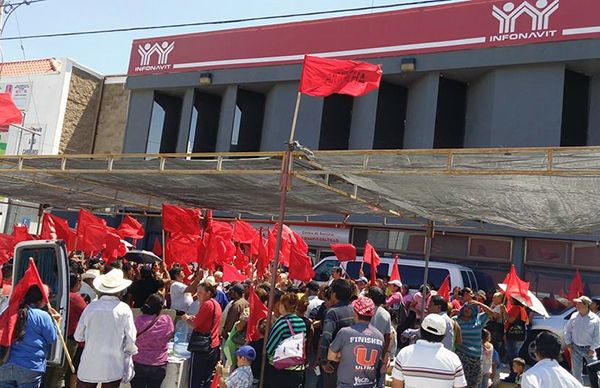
[117, 215, 145, 240]
[363, 242, 380, 286]
[162, 204, 201, 235]
[0, 258, 49, 346]
[437, 275, 451, 301]
[331, 243, 356, 262]
[299, 55, 383, 97]
[566, 269, 584, 300]
[389, 255, 401, 283]
[247, 287, 268, 342]
[0, 93, 23, 126]
[502, 265, 531, 304]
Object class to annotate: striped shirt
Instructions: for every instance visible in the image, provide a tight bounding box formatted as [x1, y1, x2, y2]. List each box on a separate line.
[266, 314, 307, 367]
[454, 312, 489, 358]
[392, 340, 467, 388]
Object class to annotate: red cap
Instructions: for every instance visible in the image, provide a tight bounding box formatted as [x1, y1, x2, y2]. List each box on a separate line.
[352, 296, 375, 317]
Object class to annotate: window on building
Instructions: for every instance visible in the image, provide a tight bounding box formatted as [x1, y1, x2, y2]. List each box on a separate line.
[572, 241, 600, 268]
[230, 89, 265, 152]
[561, 70, 589, 146]
[431, 234, 469, 258]
[525, 238, 570, 266]
[319, 94, 353, 150]
[434, 77, 467, 149]
[373, 82, 407, 149]
[468, 237, 512, 261]
[146, 92, 182, 154]
[188, 92, 221, 153]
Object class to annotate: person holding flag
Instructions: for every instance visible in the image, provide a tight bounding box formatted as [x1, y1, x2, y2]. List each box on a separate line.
[0, 260, 59, 388]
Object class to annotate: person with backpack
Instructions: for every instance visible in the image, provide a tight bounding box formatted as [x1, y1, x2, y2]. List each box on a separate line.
[265, 292, 307, 388]
[504, 297, 529, 363]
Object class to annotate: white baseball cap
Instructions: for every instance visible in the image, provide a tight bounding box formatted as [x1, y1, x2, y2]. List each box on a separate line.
[421, 314, 447, 336]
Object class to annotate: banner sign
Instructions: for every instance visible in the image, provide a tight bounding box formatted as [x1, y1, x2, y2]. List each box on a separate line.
[128, 0, 600, 75]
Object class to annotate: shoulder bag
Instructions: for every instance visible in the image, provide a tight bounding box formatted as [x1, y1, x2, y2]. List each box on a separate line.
[188, 300, 218, 354]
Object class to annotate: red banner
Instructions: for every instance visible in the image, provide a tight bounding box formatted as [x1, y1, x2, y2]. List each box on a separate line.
[128, 0, 600, 75]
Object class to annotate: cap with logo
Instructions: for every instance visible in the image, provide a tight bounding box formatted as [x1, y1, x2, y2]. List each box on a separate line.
[421, 314, 447, 336]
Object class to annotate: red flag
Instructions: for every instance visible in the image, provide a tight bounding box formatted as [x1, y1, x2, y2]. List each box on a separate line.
[0, 259, 49, 346]
[41, 214, 76, 251]
[162, 204, 201, 235]
[567, 269, 584, 300]
[233, 220, 258, 244]
[152, 237, 162, 257]
[390, 255, 401, 283]
[0, 93, 22, 126]
[247, 287, 268, 342]
[331, 243, 356, 262]
[292, 230, 309, 254]
[299, 55, 383, 97]
[268, 225, 295, 267]
[364, 242, 380, 286]
[289, 245, 315, 283]
[256, 230, 269, 279]
[12, 225, 34, 243]
[210, 221, 234, 240]
[0, 234, 15, 265]
[437, 275, 451, 301]
[502, 265, 531, 304]
[103, 227, 127, 264]
[222, 262, 247, 283]
[76, 209, 105, 239]
[78, 224, 108, 253]
[166, 234, 201, 266]
[234, 245, 249, 272]
[117, 215, 145, 240]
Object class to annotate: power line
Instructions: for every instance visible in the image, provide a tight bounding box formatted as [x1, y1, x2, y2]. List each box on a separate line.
[1, 0, 47, 9]
[0, 0, 460, 41]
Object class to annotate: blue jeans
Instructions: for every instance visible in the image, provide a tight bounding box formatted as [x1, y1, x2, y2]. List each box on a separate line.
[571, 344, 598, 384]
[0, 364, 43, 388]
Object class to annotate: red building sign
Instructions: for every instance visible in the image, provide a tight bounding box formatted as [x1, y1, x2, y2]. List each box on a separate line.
[128, 0, 600, 75]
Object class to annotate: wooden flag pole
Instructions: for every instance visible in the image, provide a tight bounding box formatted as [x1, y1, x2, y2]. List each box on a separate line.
[420, 220, 435, 319]
[259, 91, 302, 388]
[48, 302, 75, 374]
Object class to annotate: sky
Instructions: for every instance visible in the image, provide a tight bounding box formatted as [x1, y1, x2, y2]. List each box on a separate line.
[0, 0, 447, 75]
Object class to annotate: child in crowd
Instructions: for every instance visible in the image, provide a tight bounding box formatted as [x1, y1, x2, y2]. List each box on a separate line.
[481, 329, 494, 388]
[499, 357, 526, 388]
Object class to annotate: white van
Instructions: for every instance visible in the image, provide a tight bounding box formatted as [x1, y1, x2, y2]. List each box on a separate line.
[313, 256, 479, 291]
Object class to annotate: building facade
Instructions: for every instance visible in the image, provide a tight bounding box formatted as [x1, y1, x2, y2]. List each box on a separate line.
[121, 0, 600, 295]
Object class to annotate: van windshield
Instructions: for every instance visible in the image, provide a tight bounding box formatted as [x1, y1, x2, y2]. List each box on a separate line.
[346, 262, 389, 280]
[397, 266, 450, 289]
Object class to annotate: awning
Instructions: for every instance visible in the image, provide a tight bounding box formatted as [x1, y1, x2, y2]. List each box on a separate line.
[1, 147, 600, 233]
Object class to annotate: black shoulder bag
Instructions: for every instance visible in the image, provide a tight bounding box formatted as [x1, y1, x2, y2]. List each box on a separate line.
[188, 300, 218, 354]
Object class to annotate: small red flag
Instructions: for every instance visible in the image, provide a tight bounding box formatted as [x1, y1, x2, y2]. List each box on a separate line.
[0, 93, 22, 126]
[289, 245, 315, 283]
[390, 255, 401, 283]
[78, 224, 108, 253]
[117, 215, 145, 240]
[299, 55, 383, 97]
[246, 287, 268, 342]
[162, 204, 201, 235]
[152, 237, 162, 257]
[41, 214, 75, 251]
[12, 225, 34, 243]
[233, 220, 258, 245]
[437, 275, 451, 301]
[0, 234, 15, 265]
[0, 259, 49, 346]
[364, 242, 380, 286]
[222, 262, 246, 283]
[502, 265, 531, 304]
[566, 269, 584, 301]
[166, 234, 201, 266]
[103, 227, 127, 264]
[255, 230, 270, 279]
[331, 243, 356, 262]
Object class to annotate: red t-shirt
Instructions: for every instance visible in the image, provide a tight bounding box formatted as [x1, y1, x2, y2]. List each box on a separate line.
[505, 305, 527, 331]
[193, 299, 222, 349]
[68, 292, 87, 337]
[451, 299, 462, 311]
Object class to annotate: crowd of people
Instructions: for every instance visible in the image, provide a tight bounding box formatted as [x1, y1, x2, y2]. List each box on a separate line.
[0, 256, 597, 388]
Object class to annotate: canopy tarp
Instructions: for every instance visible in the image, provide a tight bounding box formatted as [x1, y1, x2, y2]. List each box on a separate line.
[1, 147, 600, 233]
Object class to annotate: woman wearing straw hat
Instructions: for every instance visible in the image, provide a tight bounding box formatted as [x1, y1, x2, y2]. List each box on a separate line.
[74, 269, 137, 388]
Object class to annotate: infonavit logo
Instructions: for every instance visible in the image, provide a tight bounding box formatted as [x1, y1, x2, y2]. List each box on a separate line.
[135, 41, 175, 71]
[491, 0, 559, 42]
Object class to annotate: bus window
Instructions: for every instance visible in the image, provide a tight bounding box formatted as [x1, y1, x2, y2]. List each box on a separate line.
[313, 259, 337, 282]
[345, 262, 389, 280]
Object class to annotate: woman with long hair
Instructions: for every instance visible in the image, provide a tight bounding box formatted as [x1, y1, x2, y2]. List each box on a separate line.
[131, 293, 174, 388]
[265, 292, 307, 388]
[182, 281, 222, 388]
[0, 285, 58, 388]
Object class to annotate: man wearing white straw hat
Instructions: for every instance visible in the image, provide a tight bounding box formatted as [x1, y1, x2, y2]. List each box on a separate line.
[74, 269, 138, 388]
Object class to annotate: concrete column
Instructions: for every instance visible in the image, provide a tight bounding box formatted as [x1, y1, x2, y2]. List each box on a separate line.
[464, 71, 495, 147]
[215, 85, 238, 152]
[295, 95, 324, 150]
[349, 91, 378, 149]
[403, 74, 440, 149]
[261, 82, 297, 151]
[176, 88, 195, 153]
[588, 76, 600, 145]
[122, 90, 154, 153]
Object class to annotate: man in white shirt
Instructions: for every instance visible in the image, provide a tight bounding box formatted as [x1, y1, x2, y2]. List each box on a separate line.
[306, 281, 323, 318]
[564, 296, 600, 384]
[168, 267, 198, 314]
[521, 331, 582, 388]
[75, 269, 137, 388]
[392, 314, 467, 388]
